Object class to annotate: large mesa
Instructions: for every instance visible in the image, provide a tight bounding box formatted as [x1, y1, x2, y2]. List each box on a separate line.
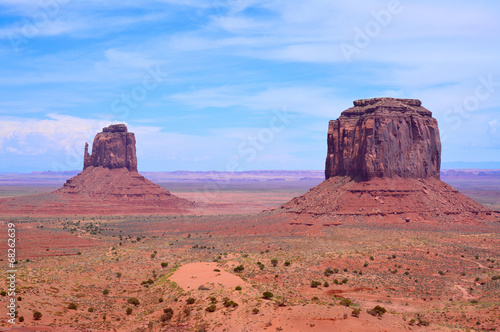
[279, 98, 497, 224]
[325, 98, 441, 181]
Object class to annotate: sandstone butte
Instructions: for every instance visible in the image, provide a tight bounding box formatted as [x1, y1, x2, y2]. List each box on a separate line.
[0, 124, 194, 215]
[53, 124, 194, 208]
[279, 97, 499, 224]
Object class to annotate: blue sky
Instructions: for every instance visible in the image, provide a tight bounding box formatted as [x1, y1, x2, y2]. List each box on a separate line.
[0, 0, 499, 172]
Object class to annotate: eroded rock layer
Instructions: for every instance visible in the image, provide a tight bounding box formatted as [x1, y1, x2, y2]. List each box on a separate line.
[325, 98, 441, 181]
[280, 176, 494, 223]
[84, 124, 137, 172]
[279, 98, 498, 224]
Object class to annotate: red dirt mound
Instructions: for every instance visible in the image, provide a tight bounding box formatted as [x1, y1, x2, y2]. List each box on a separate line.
[277, 176, 498, 224]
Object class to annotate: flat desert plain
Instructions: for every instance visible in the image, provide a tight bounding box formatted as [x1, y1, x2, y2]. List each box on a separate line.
[0, 170, 498, 332]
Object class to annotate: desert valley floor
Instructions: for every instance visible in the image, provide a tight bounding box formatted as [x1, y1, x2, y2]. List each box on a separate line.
[0, 170, 498, 332]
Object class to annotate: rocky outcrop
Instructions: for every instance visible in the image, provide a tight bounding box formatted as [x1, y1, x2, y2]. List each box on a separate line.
[84, 124, 137, 172]
[277, 97, 497, 224]
[325, 98, 441, 181]
[52, 124, 195, 211]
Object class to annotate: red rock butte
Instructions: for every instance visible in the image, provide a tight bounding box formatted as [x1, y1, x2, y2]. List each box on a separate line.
[326, 98, 441, 181]
[54, 124, 194, 207]
[0, 124, 194, 215]
[279, 98, 498, 224]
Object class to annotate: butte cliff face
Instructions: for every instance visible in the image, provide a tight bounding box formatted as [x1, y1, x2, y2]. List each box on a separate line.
[84, 124, 137, 172]
[325, 98, 441, 181]
[280, 98, 496, 224]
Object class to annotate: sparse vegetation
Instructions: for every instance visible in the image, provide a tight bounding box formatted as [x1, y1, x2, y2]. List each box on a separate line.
[205, 304, 216, 312]
[33, 311, 42, 320]
[263, 291, 274, 299]
[233, 265, 245, 272]
[162, 307, 174, 321]
[340, 298, 352, 307]
[324, 268, 334, 277]
[127, 297, 140, 306]
[367, 305, 386, 317]
[310, 280, 321, 288]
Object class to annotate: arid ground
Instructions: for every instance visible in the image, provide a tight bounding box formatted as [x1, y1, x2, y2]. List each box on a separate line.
[0, 170, 498, 331]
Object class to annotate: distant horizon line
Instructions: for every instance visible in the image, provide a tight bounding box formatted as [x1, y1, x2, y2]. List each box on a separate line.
[2, 163, 500, 174]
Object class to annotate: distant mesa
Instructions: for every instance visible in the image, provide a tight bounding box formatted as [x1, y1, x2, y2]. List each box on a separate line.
[279, 98, 498, 223]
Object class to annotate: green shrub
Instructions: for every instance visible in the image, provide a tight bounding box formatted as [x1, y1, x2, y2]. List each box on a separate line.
[186, 297, 195, 305]
[363, 262, 368, 267]
[162, 307, 174, 321]
[263, 291, 274, 299]
[33, 311, 42, 320]
[271, 259, 278, 267]
[333, 279, 339, 285]
[214, 269, 220, 272]
[103, 289, 110, 295]
[127, 297, 140, 306]
[324, 268, 334, 277]
[19, 316, 24, 322]
[88, 307, 94, 313]
[367, 305, 386, 316]
[342, 278, 348, 284]
[234, 265, 245, 273]
[235, 286, 242, 291]
[340, 298, 352, 307]
[205, 304, 216, 312]
[126, 307, 133, 315]
[252, 308, 260, 314]
[310, 280, 321, 288]
[369, 256, 374, 261]
[161, 262, 168, 268]
[284, 261, 291, 266]
[223, 299, 238, 308]
[68, 302, 77, 310]
[351, 308, 361, 317]
[323, 281, 329, 287]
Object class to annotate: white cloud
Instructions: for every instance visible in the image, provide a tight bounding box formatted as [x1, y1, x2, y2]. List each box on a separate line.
[0, 114, 115, 154]
[169, 85, 352, 117]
